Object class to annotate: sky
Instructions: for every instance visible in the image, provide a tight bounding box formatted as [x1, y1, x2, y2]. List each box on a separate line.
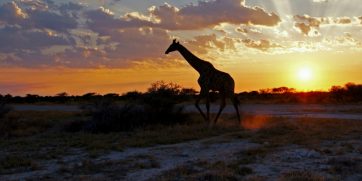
[0, 0, 361, 95]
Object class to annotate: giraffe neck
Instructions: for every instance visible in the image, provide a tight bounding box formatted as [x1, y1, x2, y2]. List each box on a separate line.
[177, 44, 211, 74]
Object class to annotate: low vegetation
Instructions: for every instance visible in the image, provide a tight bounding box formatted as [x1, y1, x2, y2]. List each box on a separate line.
[0, 101, 11, 119]
[250, 117, 362, 147]
[278, 171, 325, 181]
[1, 82, 362, 104]
[64, 81, 191, 133]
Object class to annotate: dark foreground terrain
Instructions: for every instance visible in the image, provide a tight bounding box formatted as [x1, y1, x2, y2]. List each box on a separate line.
[0, 104, 361, 180]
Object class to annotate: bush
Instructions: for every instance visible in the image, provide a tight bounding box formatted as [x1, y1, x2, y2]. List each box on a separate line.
[78, 81, 190, 133]
[0, 101, 11, 119]
[80, 99, 144, 133]
[0, 101, 12, 137]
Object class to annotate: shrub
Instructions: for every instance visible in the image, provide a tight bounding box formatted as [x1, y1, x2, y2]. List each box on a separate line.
[0, 101, 11, 119]
[0, 101, 12, 137]
[142, 81, 189, 125]
[80, 99, 144, 133]
[79, 81, 190, 133]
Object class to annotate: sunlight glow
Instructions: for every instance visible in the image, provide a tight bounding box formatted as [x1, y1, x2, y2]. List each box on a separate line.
[298, 67, 313, 81]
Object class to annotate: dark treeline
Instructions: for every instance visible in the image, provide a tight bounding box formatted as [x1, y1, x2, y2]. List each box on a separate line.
[0, 81, 198, 104]
[1, 82, 362, 104]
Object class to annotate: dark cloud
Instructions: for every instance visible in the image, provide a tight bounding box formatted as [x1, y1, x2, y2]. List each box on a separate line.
[0, 1, 79, 67]
[27, 10, 78, 32]
[85, 8, 154, 35]
[0, 1, 28, 24]
[86, 0, 280, 32]
[0, 26, 69, 53]
[0, 1, 78, 32]
[51, 27, 172, 68]
[171, 0, 281, 28]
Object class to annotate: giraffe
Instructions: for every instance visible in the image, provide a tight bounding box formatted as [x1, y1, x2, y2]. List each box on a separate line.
[165, 39, 240, 125]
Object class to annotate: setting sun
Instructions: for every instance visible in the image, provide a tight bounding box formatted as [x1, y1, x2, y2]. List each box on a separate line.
[298, 68, 313, 81]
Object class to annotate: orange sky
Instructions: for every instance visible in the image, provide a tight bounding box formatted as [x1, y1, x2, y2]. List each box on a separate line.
[1, 50, 360, 96]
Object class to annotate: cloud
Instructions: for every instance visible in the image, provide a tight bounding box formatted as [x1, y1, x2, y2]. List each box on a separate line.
[336, 17, 352, 24]
[86, 0, 281, 32]
[312, 0, 328, 3]
[0, 1, 28, 24]
[242, 39, 281, 51]
[182, 34, 236, 55]
[136, 0, 281, 30]
[0, 1, 78, 32]
[0, 26, 70, 53]
[50, 27, 172, 68]
[293, 15, 353, 36]
[293, 15, 321, 35]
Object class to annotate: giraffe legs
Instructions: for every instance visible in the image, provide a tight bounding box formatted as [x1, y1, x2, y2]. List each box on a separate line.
[205, 94, 210, 122]
[232, 95, 241, 124]
[213, 95, 226, 125]
[195, 94, 208, 122]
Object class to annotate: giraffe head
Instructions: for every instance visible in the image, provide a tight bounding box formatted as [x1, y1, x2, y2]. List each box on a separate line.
[165, 39, 180, 54]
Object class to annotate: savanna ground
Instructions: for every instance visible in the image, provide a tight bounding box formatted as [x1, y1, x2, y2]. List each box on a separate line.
[0, 105, 361, 181]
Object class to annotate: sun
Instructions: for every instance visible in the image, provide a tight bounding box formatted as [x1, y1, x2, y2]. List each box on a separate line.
[297, 67, 312, 81]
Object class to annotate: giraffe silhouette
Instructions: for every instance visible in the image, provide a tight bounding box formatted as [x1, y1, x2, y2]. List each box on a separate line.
[165, 39, 240, 125]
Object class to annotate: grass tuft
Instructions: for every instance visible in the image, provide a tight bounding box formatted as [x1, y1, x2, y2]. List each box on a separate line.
[278, 170, 325, 181]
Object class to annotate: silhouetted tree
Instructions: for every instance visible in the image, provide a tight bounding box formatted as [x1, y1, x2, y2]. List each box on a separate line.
[345, 82, 362, 102]
[272, 87, 296, 94]
[104, 93, 119, 98]
[55, 92, 69, 103]
[25, 94, 40, 103]
[122, 91, 143, 100]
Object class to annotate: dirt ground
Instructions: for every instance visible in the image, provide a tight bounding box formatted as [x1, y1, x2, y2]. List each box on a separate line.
[2, 104, 362, 180]
[1, 127, 361, 180]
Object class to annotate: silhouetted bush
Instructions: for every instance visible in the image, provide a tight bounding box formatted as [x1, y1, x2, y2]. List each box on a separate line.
[77, 82, 190, 133]
[0, 102, 13, 137]
[329, 83, 362, 103]
[80, 99, 144, 133]
[142, 81, 188, 125]
[0, 101, 11, 119]
[62, 119, 87, 133]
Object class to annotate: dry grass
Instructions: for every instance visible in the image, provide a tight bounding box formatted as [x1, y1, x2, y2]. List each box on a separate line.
[327, 156, 362, 175]
[248, 117, 362, 147]
[0, 110, 77, 137]
[1, 110, 362, 178]
[0, 155, 39, 174]
[154, 159, 255, 180]
[0, 111, 240, 175]
[277, 170, 325, 181]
